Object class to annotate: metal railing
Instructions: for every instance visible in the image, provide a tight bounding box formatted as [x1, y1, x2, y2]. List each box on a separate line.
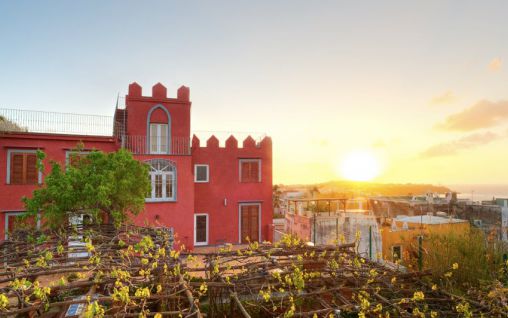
[0, 108, 114, 136]
[120, 135, 191, 155]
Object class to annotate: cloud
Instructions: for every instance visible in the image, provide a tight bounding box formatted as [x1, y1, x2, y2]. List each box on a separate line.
[419, 131, 501, 158]
[435, 100, 508, 131]
[430, 91, 457, 105]
[488, 58, 502, 71]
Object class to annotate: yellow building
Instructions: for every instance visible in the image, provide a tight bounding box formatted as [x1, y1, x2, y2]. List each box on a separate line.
[381, 214, 470, 268]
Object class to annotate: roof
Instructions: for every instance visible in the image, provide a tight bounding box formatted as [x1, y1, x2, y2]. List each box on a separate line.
[395, 215, 468, 224]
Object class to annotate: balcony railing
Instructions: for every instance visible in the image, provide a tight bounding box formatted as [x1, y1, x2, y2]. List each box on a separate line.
[0, 108, 114, 136]
[120, 135, 191, 155]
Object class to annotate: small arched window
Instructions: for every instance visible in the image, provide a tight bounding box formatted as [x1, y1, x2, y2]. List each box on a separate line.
[147, 105, 171, 154]
[146, 159, 176, 202]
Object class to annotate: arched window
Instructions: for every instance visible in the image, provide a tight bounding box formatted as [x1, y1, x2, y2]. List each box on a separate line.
[146, 159, 176, 202]
[147, 105, 171, 154]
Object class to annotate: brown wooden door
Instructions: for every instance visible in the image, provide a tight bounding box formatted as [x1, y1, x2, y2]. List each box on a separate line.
[195, 215, 207, 245]
[240, 204, 259, 243]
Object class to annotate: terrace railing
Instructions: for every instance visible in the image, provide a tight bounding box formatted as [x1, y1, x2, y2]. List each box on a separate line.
[120, 135, 191, 155]
[0, 108, 114, 136]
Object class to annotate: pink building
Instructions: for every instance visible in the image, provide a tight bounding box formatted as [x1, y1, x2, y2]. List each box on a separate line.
[0, 82, 273, 248]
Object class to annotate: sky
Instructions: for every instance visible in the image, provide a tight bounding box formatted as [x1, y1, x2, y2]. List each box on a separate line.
[1, 1, 508, 185]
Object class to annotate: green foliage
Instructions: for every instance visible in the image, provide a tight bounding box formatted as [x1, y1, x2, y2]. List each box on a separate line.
[0, 294, 8, 310]
[423, 228, 508, 291]
[23, 146, 150, 228]
[273, 184, 282, 209]
[84, 301, 105, 318]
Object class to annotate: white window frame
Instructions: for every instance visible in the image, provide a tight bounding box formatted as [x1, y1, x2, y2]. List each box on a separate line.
[239, 159, 261, 183]
[194, 213, 209, 246]
[65, 150, 91, 167]
[194, 164, 209, 183]
[146, 159, 177, 202]
[147, 171, 176, 202]
[6, 149, 43, 185]
[238, 202, 262, 244]
[149, 123, 169, 154]
[4, 211, 41, 240]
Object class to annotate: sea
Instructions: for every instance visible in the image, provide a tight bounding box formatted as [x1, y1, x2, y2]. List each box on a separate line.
[447, 184, 508, 201]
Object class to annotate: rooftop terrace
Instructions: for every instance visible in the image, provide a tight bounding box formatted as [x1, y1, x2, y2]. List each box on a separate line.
[395, 214, 468, 224]
[0, 108, 267, 154]
[0, 108, 115, 136]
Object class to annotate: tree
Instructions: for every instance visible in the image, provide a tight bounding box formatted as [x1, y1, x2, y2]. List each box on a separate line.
[272, 184, 282, 209]
[309, 186, 320, 198]
[23, 146, 150, 228]
[0, 115, 26, 132]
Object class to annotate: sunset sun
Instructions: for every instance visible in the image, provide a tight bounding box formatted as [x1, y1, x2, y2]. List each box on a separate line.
[338, 150, 380, 181]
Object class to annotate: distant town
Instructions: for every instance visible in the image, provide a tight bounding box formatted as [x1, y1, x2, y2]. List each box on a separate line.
[273, 182, 508, 267]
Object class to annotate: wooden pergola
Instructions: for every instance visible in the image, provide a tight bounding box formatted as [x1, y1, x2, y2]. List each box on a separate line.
[0, 224, 504, 317]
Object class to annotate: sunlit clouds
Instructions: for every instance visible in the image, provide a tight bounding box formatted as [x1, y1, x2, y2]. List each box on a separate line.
[435, 100, 508, 131]
[488, 58, 503, 72]
[419, 131, 503, 158]
[430, 91, 457, 105]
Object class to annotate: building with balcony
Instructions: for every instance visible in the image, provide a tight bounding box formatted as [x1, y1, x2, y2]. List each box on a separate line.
[0, 82, 273, 248]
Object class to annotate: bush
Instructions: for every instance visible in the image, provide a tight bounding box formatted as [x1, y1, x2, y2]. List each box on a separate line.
[422, 228, 508, 291]
[24, 146, 150, 228]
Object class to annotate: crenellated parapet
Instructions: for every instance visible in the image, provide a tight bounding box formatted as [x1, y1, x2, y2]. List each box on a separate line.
[225, 135, 238, 149]
[127, 82, 190, 102]
[122, 82, 192, 142]
[192, 134, 272, 158]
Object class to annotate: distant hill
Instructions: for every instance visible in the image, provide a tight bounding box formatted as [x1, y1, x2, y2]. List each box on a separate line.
[280, 180, 452, 198]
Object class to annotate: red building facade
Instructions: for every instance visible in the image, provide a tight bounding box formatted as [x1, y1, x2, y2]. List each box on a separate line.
[0, 82, 273, 248]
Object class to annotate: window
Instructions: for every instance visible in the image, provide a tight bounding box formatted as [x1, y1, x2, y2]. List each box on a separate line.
[239, 159, 261, 183]
[7, 150, 40, 185]
[66, 151, 90, 167]
[5, 212, 39, 239]
[392, 245, 402, 261]
[146, 159, 176, 202]
[149, 123, 168, 154]
[194, 214, 208, 246]
[194, 164, 209, 183]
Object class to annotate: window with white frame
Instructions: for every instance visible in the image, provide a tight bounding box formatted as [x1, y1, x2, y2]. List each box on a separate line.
[149, 123, 168, 154]
[194, 214, 208, 246]
[239, 159, 261, 183]
[194, 164, 209, 183]
[5, 212, 40, 239]
[7, 149, 41, 185]
[146, 159, 176, 202]
[65, 151, 91, 168]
